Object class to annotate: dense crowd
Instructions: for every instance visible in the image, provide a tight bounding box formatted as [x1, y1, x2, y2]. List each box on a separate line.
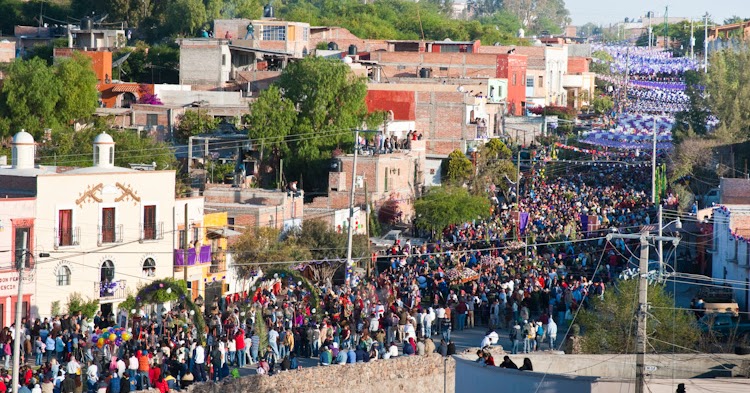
[0, 145, 663, 393]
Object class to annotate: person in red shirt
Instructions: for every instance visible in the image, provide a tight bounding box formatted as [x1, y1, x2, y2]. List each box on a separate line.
[235, 329, 246, 367]
[153, 375, 168, 393]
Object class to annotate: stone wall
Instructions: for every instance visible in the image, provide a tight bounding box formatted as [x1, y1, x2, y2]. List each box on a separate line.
[188, 355, 455, 393]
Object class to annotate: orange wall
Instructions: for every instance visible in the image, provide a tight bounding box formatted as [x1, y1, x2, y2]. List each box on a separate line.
[496, 53, 528, 116]
[54, 48, 113, 83]
[365, 90, 416, 121]
[568, 57, 590, 74]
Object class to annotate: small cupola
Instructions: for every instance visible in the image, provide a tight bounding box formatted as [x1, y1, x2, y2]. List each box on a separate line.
[93, 131, 115, 168]
[11, 130, 35, 169]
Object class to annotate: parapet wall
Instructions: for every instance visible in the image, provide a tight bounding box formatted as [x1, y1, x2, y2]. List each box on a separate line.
[188, 354, 455, 393]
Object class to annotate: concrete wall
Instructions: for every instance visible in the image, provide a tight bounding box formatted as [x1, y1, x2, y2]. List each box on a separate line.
[179, 40, 230, 86]
[712, 206, 750, 311]
[188, 354, 456, 393]
[369, 51, 500, 79]
[310, 27, 388, 53]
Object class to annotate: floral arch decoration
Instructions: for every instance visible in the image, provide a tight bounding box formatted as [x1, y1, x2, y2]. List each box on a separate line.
[130, 278, 206, 341]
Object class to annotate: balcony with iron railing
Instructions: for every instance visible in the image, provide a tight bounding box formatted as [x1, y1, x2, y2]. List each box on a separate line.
[54, 227, 80, 249]
[97, 224, 123, 246]
[95, 279, 127, 300]
[140, 222, 164, 242]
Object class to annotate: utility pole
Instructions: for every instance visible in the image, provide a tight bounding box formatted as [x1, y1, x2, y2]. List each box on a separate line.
[664, 6, 669, 50]
[607, 231, 680, 393]
[690, 18, 695, 59]
[345, 130, 360, 284]
[11, 231, 27, 393]
[635, 232, 649, 393]
[704, 13, 709, 73]
[647, 12, 652, 51]
[651, 117, 657, 204]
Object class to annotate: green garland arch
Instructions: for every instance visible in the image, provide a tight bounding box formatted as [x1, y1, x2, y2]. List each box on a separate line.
[128, 278, 206, 341]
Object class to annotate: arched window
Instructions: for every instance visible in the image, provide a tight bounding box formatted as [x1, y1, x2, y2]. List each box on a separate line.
[142, 258, 156, 277]
[109, 146, 114, 165]
[94, 146, 100, 163]
[101, 260, 115, 282]
[57, 266, 71, 286]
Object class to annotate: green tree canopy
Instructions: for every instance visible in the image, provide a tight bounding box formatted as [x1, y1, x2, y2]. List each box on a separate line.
[245, 85, 296, 158]
[0, 53, 97, 136]
[274, 56, 368, 190]
[37, 126, 176, 170]
[414, 186, 491, 233]
[446, 149, 474, 183]
[577, 279, 700, 354]
[174, 110, 220, 143]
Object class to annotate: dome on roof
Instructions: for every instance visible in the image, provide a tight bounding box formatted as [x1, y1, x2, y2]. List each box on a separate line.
[342, 56, 353, 64]
[94, 132, 114, 144]
[12, 130, 34, 144]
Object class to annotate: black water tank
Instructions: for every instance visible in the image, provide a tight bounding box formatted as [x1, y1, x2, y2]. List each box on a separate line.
[348, 44, 358, 56]
[263, 4, 274, 18]
[327, 42, 339, 51]
[330, 158, 343, 172]
[419, 68, 431, 78]
[81, 17, 93, 31]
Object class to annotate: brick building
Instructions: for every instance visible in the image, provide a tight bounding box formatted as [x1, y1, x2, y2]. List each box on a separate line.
[366, 80, 507, 156]
[203, 185, 304, 231]
[308, 140, 426, 224]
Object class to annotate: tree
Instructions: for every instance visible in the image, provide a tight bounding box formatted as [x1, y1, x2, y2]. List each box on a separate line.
[481, 138, 512, 161]
[37, 126, 177, 170]
[577, 279, 701, 354]
[230, 227, 313, 279]
[414, 187, 491, 233]
[164, 0, 208, 37]
[293, 219, 369, 261]
[174, 110, 220, 143]
[703, 45, 750, 142]
[245, 85, 296, 159]
[66, 292, 99, 319]
[0, 57, 60, 135]
[591, 95, 614, 115]
[55, 53, 99, 125]
[276, 56, 368, 190]
[446, 149, 473, 183]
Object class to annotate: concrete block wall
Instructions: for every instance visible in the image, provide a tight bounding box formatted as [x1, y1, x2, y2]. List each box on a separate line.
[187, 354, 455, 393]
[180, 46, 223, 86]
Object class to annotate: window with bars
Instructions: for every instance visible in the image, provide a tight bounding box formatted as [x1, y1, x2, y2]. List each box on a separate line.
[262, 25, 286, 41]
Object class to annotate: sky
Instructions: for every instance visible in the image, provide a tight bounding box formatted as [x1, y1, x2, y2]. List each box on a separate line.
[565, 0, 750, 26]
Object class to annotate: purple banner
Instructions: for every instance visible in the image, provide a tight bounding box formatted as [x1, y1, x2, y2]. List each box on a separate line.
[174, 245, 212, 266]
[519, 212, 529, 234]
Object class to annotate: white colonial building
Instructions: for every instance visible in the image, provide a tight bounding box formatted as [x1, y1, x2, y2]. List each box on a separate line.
[0, 130, 182, 319]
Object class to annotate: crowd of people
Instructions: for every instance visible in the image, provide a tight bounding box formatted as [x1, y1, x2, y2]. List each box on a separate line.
[0, 140, 664, 393]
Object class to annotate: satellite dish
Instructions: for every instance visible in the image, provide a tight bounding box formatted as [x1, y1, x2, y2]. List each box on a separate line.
[456, 86, 465, 93]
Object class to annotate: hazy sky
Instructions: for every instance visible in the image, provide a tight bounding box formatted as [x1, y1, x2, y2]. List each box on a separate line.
[565, 0, 750, 25]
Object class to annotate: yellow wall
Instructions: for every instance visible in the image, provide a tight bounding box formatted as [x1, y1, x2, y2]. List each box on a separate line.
[202, 212, 229, 281]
